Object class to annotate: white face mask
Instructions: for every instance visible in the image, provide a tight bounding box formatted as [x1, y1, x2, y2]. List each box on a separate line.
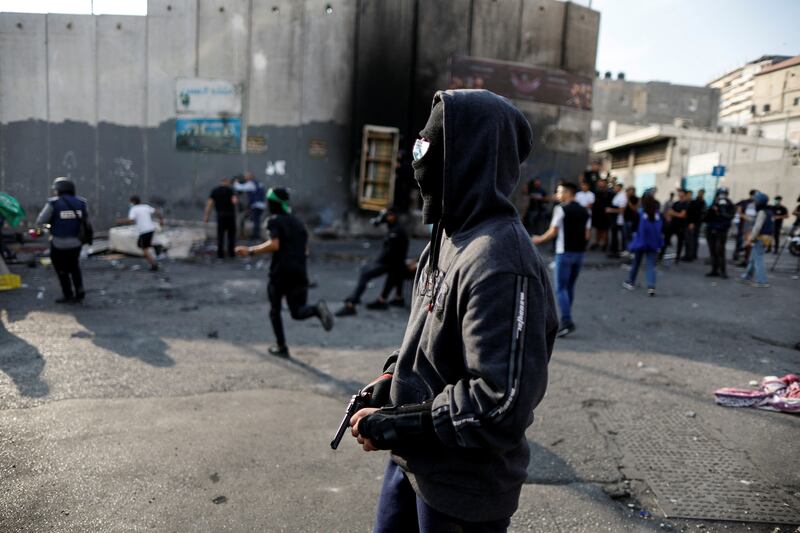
[412, 138, 430, 162]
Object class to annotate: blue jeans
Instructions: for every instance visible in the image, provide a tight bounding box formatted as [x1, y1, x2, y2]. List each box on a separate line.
[555, 252, 584, 326]
[742, 239, 768, 284]
[373, 460, 510, 533]
[627, 250, 657, 289]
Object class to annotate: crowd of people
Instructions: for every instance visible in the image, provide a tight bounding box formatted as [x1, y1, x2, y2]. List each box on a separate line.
[525, 173, 800, 338]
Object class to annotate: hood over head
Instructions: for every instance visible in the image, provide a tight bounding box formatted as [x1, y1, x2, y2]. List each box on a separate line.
[413, 90, 533, 236]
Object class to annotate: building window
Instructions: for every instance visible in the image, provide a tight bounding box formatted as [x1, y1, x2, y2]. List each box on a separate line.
[611, 149, 631, 170]
[633, 140, 669, 166]
[794, 96, 800, 106]
[763, 104, 770, 112]
[750, 105, 756, 113]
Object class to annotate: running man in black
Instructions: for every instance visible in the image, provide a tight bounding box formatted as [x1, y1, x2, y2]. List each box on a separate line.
[235, 188, 333, 357]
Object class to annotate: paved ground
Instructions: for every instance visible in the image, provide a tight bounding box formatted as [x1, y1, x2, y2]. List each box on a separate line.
[1, 236, 799, 532]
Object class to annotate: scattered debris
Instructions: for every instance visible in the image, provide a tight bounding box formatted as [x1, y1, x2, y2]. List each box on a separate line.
[211, 495, 227, 504]
[685, 411, 696, 418]
[207, 330, 219, 339]
[209, 472, 220, 483]
[715, 374, 800, 414]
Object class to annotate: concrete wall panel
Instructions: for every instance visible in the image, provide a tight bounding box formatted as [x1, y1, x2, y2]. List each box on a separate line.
[470, 0, 523, 61]
[146, 0, 198, 127]
[519, 0, 565, 69]
[0, 121, 50, 217]
[96, 16, 146, 126]
[0, 14, 49, 207]
[0, 14, 48, 122]
[48, 122, 99, 211]
[47, 15, 96, 124]
[248, 0, 303, 126]
[198, 0, 250, 81]
[145, 0, 199, 217]
[97, 124, 146, 222]
[301, 0, 357, 125]
[354, 0, 415, 134]
[414, 0, 471, 130]
[562, 2, 599, 77]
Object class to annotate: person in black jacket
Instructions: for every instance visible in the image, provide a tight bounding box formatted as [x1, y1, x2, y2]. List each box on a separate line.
[235, 188, 333, 358]
[347, 90, 556, 532]
[335, 208, 409, 316]
[35, 177, 90, 303]
[704, 187, 735, 278]
[684, 189, 707, 261]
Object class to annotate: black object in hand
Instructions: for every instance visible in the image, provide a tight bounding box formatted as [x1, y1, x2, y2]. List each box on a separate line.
[330, 372, 393, 450]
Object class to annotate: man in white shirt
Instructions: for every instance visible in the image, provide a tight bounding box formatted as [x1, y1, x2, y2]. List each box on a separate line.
[117, 195, 164, 271]
[532, 182, 591, 337]
[575, 180, 595, 212]
[606, 182, 628, 258]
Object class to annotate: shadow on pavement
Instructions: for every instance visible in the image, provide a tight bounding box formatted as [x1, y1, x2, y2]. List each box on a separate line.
[526, 441, 579, 484]
[0, 315, 49, 398]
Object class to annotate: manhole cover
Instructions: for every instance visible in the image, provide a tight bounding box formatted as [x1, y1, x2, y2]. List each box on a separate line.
[597, 409, 800, 524]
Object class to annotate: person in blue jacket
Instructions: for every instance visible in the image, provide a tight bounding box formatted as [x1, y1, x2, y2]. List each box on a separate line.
[623, 189, 663, 296]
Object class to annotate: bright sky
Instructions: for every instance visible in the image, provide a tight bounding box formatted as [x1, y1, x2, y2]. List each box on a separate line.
[2, 0, 798, 87]
[0, 0, 146, 16]
[586, 0, 800, 86]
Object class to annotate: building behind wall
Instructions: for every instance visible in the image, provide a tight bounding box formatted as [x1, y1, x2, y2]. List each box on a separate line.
[592, 124, 798, 204]
[707, 55, 790, 130]
[0, 0, 599, 231]
[750, 55, 800, 145]
[591, 76, 720, 144]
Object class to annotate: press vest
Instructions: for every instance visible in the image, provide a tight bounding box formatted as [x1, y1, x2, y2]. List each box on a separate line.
[49, 195, 86, 239]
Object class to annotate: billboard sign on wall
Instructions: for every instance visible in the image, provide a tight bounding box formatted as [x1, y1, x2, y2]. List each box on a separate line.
[175, 78, 242, 116]
[175, 117, 241, 154]
[175, 78, 242, 153]
[449, 56, 593, 111]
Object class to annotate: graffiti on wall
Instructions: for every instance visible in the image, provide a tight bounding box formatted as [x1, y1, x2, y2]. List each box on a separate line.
[265, 160, 286, 176]
[450, 56, 593, 111]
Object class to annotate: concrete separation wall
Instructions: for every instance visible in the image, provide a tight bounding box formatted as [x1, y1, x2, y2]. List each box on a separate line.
[1, 0, 599, 231]
[0, 2, 355, 229]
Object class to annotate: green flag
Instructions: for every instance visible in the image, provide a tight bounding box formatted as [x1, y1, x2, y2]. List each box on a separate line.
[0, 192, 25, 227]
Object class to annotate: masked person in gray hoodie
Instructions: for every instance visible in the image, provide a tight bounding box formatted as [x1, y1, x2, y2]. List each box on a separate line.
[349, 90, 557, 532]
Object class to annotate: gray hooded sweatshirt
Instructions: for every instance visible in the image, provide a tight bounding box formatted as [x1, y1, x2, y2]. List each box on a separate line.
[388, 90, 557, 522]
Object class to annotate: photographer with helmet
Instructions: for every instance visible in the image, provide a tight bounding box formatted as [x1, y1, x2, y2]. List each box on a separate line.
[35, 177, 91, 303]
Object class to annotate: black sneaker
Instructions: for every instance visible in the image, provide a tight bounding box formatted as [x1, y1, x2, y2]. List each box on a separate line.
[55, 296, 75, 304]
[269, 345, 290, 358]
[366, 300, 389, 310]
[150, 264, 159, 272]
[556, 323, 576, 338]
[705, 271, 719, 277]
[317, 300, 334, 331]
[335, 304, 356, 317]
[75, 291, 86, 301]
[388, 298, 405, 307]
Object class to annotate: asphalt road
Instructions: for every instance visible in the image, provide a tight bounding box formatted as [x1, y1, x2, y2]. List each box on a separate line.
[1, 237, 798, 532]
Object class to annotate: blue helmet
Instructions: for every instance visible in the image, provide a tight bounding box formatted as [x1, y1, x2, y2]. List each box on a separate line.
[753, 191, 768, 208]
